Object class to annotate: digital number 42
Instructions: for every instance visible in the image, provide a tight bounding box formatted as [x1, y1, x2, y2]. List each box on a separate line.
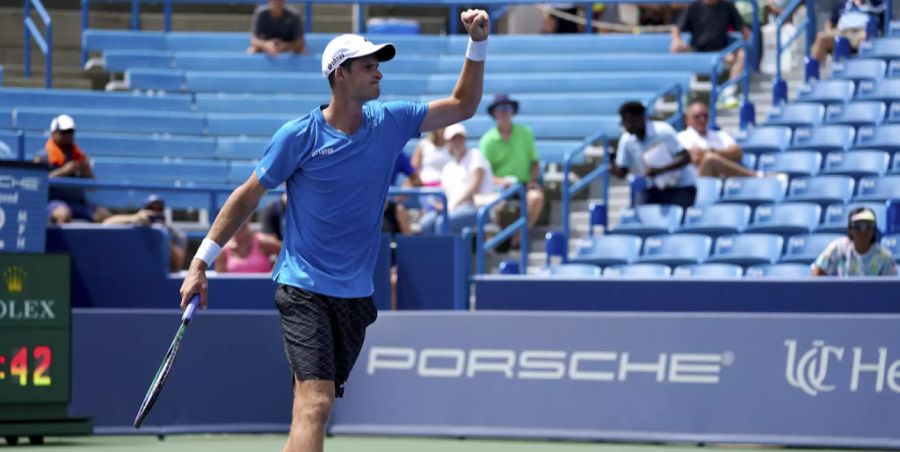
[10, 346, 52, 386]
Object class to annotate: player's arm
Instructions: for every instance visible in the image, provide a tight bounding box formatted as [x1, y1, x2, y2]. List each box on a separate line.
[420, 9, 489, 132]
[179, 173, 267, 308]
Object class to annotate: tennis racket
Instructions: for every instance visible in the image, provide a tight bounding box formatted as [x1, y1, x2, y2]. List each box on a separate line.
[133, 294, 200, 429]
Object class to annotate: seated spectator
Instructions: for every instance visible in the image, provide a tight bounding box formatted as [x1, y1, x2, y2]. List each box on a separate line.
[35, 115, 110, 224]
[610, 101, 697, 209]
[678, 100, 755, 178]
[411, 127, 451, 187]
[671, 0, 750, 108]
[811, 0, 884, 62]
[248, 0, 306, 56]
[813, 207, 897, 276]
[479, 94, 545, 246]
[215, 221, 275, 273]
[420, 124, 496, 235]
[383, 153, 423, 236]
[542, 3, 581, 33]
[103, 195, 187, 272]
[258, 193, 287, 256]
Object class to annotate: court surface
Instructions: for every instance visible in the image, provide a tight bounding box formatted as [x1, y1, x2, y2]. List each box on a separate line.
[22, 435, 883, 451]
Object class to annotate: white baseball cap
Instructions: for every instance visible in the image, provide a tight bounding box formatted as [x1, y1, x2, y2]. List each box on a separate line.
[50, 114, 76, 132]
[321, 34, 396, 78]
[443, 123, 467, 141]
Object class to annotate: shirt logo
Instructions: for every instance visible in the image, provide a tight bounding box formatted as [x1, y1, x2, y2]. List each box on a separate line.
[311, 147, 336, 158]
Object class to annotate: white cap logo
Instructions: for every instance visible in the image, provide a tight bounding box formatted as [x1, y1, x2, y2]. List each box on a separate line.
[320, 34, 396, 78]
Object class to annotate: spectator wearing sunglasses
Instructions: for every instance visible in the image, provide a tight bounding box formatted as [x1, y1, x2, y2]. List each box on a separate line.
[677, 100, 755, 178]
[812, 207, 897, 277]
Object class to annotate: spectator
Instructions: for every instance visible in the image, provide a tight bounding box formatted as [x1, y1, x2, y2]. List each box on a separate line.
[215, 220, 276, 273]
[610, 101, 696, 209]
[671, 0, 750, 109]
[383, 153, 422, 236]
[811, 0, 884, 62]
[812, 207, 897, 276]
[258, 193, 287, 256]
[542, 3, 581, 33]
[248, 0, 306, 57]
[420, 124, 495, 235]
[411, 127, 451, 187]
[677, 100, 755, 178]
[479, 94, 545, 244]
[35, 114, 111, 224]
[103, 195, 187, 272]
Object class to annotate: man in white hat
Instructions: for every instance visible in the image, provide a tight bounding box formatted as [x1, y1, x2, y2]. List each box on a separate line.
[179, 10, 490, 451]
[813, 206, 897, 277]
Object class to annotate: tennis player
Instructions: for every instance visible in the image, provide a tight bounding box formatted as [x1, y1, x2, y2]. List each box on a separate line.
[179, 10, 489, 452]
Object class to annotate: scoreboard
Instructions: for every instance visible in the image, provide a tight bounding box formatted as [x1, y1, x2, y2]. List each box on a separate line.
[0, 161, 49, 253]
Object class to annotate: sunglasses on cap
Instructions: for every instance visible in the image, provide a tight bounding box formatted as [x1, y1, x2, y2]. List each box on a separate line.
[851, 221, 876, 231]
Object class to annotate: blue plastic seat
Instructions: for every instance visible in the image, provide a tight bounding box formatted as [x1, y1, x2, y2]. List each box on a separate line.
[678, 204, 751, 238]
[673, 263, 743, 278]
[882, 234, 900, 261]
[825, 101, 886, 128]
[569, 235, 643, 267]
[609, 205, 684, 237]
[789, 125, 855, 154]
[756, 151, 822, 178]
[742, 153, 757, 170]
[206, 113, 292, 136]
[765, 103, 825, 129]
[853, 124, 900, 152]
[92, 158, 229, 184]
[746, 203, 822, 237]
[719, 177, 787, 207]
[781, 233, 844, 264]
[886, 102, 900, 124]
[602, 263, 672, 277]
[69, 132, 216, 159]
[745, 263, 812, 277]
[0, 130, 21, 159]
[892, 154, 900, 174]
[822, 151, 890, 178]
[855, 79, 900, 103]
[734, 126, 792, 154]
[707, 233, 784, 266]
[13, 107, 207, 135]
[693, 176, 722, 206]
[786, 176, 856, 207]
[830, 59, 887, 84]
[858, 39, 900, 61]
[547, 263, 602, 278]
[637, 233, 712, 266]
[214, 137, 268, 160]
[819, 202, 888, 233]
[854, 175, 900, 202]
[796, 79, 855, 105]
[0, 87, 192, 111]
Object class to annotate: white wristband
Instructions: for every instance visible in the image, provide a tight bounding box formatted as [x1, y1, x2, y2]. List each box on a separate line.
[194, 238, 222, 267]
[466, 38, 488, 62]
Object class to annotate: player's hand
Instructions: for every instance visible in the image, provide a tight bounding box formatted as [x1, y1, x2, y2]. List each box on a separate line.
[179, 260, 209, 310]
[461, 9, 489, 42]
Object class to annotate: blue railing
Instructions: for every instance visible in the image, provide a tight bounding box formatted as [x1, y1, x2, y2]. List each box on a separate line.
[24, 0, 53, 89]
[560, 131, 609, 256]
[709, 38, 755, 130]
[475, 183, 527, 275]
[772, 0, 816, 106]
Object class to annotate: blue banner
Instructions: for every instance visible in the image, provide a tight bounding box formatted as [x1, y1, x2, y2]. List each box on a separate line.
[0, 162, 47, 253]
[332, 312, 900, 449]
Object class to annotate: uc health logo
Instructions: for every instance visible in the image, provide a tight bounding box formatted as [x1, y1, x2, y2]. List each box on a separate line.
[785, 339, 900, 396]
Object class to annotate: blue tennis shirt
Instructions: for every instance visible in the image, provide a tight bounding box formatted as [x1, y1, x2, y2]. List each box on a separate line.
[255, 101, 428, 298]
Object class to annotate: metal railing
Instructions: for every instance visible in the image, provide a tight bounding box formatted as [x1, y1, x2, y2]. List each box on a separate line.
[708, 38, 755, 130]
[475, 183, 527, 275]
[772, 0, 816, 106]
[24, 0, 53, 89]
[560, 131, 609, 256]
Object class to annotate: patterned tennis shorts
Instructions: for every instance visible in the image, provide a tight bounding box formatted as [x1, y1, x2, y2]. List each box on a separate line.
[274, 284, 378, 398]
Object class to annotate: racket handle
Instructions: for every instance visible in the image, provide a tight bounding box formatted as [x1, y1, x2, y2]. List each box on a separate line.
[182, 294, 200, 323]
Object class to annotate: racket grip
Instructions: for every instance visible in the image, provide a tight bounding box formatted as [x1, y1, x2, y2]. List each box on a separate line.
[182, 294, 200, 323]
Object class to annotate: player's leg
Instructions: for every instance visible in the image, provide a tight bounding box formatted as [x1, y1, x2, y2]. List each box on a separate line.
[525, 185, 545, 228]
[284, 379, 335, 452]
[727, 48, 745, 83]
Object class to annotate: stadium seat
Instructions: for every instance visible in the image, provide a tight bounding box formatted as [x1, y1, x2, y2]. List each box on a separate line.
[742, 153, 757, 170]
[71, 133, 217, 160]
[786, 176, 856, 206]
[693, 176, 722, 206]
[569, 235, 643, 267]
[854, 176, 900, 202]
[678, 204, 751, 238]
[796, 79, 855, 105]
[746, 203, 822, 237]
[673, 263, 743, 278]
[0, 87, 193, 111]
[13, 107, 207, 135]
[882, 234, 900, 261]
[819, 202, 888, 233]
[0, 130, 20, 159]
[822, 151, 890, 178]
[734, 126, 792, 154]
[707, 233, 784, 266]
[789, 125, 855, 154]
[636, 233, 712, 266]
[547, 263, 602, 278]
[892, 154, 900, 174]
[603, 263, 671, 277]
[719, 177, 787, 207]
[781, 233, 844, 264]
[609, 205, 683, 237]
[215, 137, 269, 160]
[745, 263, 812, 277]
[765, 103, 825, 129]
[858, 38, 900, 61]
[855, 79, 900, 103]
[756, 151, 822, 178]
[853, 124, 900, 152]
[830, 59, 887, 84]
[92, 158, 229, 184]
[824, 101, 886, 128]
